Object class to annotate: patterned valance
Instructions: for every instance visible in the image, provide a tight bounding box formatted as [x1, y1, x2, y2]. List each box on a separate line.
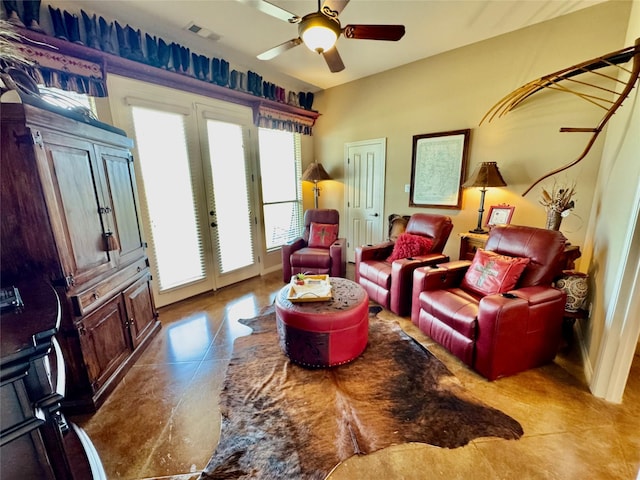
[255, 104, 315, 136]
[11, 43, 107, 97]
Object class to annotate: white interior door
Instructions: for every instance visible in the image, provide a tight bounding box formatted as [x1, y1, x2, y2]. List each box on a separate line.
[345, 138, 386, 262]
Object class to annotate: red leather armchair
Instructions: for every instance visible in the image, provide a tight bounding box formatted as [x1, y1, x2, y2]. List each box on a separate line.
[355, 213, 453, 316]
[411, 225, 567, 380]
[281, 209, 346, 283]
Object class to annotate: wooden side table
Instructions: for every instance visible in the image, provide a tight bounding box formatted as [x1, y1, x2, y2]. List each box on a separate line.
[561, 309, 588, 350]
[560, 245, 581, 270]
[459, 233, 583, 271]
[458, 233, 489, 261]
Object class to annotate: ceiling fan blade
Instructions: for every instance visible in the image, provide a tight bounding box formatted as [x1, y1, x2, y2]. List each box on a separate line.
[322, 47, 345, 73]
[237, 0, 300, 23]
[257, 38, 303, 60]
[321, 0, 350, 18]
[343, 24, 406, 41]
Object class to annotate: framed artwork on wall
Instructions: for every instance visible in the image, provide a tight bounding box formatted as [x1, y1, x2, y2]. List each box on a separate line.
[409, 129, 470, 209]
[486, 204, 515, 227]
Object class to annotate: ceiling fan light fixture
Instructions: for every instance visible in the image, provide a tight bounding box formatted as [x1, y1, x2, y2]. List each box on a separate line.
[299, 12, 340, 54]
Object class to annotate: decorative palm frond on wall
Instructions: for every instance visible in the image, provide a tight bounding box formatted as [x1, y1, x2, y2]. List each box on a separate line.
[480, 39, 640, 196]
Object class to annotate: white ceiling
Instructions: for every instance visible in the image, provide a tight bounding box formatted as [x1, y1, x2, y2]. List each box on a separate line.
[50, 0, 606, 92]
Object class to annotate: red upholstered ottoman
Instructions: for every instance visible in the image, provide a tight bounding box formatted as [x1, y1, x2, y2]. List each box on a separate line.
[275, 277, 369, 368]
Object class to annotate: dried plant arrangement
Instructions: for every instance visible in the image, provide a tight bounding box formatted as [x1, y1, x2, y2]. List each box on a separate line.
[539, 181, 576, 230]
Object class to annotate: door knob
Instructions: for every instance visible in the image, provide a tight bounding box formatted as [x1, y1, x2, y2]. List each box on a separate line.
[370, 213, 379, 217]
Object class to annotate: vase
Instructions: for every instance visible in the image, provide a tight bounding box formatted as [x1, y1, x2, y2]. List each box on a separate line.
[545, 210, 563, 230]
[556, 271, 589, 312]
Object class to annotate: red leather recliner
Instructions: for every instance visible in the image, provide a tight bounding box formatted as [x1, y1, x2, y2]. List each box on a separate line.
[411, 224, 567, 380]
[281, 209, 346, 283]
[355, 213, 453, 316]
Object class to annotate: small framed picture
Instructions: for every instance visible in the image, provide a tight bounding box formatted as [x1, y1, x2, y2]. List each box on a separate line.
[486, 204, 515, 227]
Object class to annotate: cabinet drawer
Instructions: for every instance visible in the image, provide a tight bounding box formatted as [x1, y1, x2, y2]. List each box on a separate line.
[72, 259, 148, 315]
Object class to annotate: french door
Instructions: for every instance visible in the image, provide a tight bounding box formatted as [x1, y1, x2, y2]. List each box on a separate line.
[197, 104, 260, 289]
[118, 82, 260, 307]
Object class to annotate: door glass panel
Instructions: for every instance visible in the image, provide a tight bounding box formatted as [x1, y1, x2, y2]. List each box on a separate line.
[205, 120, 254, 274]
[130, 106, 205, 291]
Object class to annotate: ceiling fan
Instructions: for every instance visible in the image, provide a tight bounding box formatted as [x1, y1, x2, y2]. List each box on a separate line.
[241, 0, 406, 72]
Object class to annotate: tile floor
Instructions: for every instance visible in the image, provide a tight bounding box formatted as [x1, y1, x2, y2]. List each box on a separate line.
[71, 268, 640, 480]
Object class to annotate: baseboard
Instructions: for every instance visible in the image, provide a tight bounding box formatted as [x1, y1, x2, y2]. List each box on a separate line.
[262, 264, 282, 275]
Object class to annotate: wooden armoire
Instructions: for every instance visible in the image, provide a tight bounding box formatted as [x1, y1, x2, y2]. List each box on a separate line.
[1, 100, 160, 413]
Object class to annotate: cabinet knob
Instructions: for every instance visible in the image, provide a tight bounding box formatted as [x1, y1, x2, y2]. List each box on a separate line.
[92, 292, 99, 300]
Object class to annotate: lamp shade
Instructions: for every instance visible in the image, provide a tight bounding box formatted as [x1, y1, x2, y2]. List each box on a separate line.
[302, 162, 332, 182]
[462, 162, 507, 188]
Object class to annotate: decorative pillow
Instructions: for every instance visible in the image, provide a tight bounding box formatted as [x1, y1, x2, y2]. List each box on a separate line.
[386, 233, 433, 262]
[461, 248, 530, 296]
[308, 222, 339, 248]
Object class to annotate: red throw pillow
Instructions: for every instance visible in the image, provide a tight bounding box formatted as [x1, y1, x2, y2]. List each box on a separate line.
[386, 233, 433, 262]
[308, 222, 339, 248]
[461, 248, 530, 296]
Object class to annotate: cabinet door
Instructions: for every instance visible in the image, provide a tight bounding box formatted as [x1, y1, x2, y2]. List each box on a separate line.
[40, 134, 113, 286]
[123, 274, 157, 349]
[77, 295, 131, 393]
[96, 145, 146, 267]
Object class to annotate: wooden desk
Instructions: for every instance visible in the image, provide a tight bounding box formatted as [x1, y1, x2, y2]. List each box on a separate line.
[0, 280, 106, 479]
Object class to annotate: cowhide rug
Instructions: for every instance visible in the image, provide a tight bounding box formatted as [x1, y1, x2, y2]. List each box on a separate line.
[199, 307, 523, 480]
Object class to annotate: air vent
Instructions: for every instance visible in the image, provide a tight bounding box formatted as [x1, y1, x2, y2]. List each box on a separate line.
[184, 22, 221, 41]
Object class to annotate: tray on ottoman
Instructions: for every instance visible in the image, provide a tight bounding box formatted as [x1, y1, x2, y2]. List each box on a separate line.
[287, 275, 332, 303]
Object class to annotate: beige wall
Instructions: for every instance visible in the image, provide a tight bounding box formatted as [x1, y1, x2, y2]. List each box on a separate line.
[312, 1, 631, 263]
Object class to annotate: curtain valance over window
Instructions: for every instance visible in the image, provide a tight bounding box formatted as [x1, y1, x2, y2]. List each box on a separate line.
[13, 43, 107, 97]
[255, 104, 315, 136]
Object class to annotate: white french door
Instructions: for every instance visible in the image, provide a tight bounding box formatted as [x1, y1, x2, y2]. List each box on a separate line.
[197, 105, 260, 288]
[110, 77, 260, 307]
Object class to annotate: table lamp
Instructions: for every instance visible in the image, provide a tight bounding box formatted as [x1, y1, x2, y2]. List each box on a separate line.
[302, 162, 332, 208]
[462, 161, 507, 234]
